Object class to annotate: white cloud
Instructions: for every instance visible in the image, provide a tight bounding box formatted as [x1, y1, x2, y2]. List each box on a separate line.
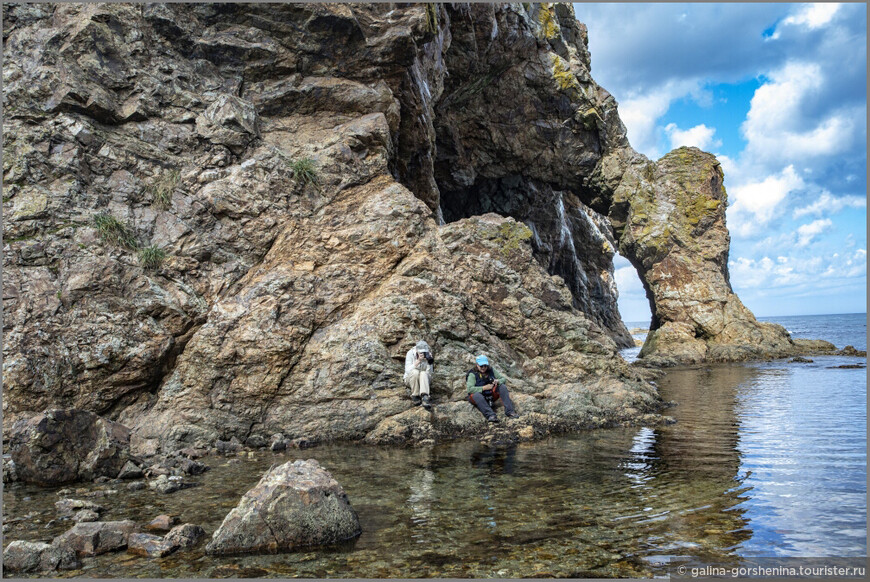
[665, 123, 722, 151]
[792, 193, 867, 218]
[741, 62, 857, 166]
[782, 3, 841, 29]
[617, 79, 702, 157]
[614, 265, 645, 296]
[727, 165, 805, 237]
[729, 247, 862, 292]
[796, 218, 833, 247]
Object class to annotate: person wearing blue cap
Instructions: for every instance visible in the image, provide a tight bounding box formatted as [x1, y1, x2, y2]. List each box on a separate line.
[466, 354, 518, 422]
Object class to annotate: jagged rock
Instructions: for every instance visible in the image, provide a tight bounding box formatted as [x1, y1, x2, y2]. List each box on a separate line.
[839, 345, 867, 357]
[607, 147, 797, 365]
[133, 211, 661, 449]
[8, 409, 134, 485]
[52, 520, 138, 557]
[3, 540, 80, 573]
[2, 2, 834, 451]
[164, 524, 206, 550]
[790, 356, 814, 363]
[205, 459, 361, 555]
[195, 94, 261, 153]
[127, 533, 178, 558]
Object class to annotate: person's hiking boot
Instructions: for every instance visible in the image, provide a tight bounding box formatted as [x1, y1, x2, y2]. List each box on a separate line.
[421, 394, 432, 410]
[506, 411, 519, 419]
[411, 395, 422, 406]
[486, 415, 499, 423]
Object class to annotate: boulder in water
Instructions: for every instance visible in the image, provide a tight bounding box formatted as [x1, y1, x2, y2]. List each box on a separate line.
[127, 533, 179, 558]
[9, 409, 133, 485]
[205, 459, 360, 555]
[52, 520, 138, 557]
[164, 524, 206, 550]
[3, 540, 79, 573]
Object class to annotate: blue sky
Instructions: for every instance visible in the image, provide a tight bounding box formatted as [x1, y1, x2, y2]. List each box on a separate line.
[572, 3, 867, 321]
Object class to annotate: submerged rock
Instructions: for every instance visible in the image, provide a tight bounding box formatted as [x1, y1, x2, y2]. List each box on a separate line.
[127, 533, 178, 558]
[206, 459, 361, 555]
[52, 520, 138, 557]
[145, 514, 178, 532]
[116, 460, 144, 480]
[8, 409, 135, 485]
[164, 523, 206, 550]
[54, 498, 104, 517]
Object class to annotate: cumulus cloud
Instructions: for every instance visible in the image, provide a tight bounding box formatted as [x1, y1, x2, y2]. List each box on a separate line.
[617, 79, 702, 157]
[664, 123, 722, 151]
[741, 62, 858, 167]
[793, 193, 867, 218]
[729, 247, 862, 291]
[796, 218, 833, 247]
[727, 165, 805, 237]
[614, 264, 645, 296]
[781, 3, 841, 30]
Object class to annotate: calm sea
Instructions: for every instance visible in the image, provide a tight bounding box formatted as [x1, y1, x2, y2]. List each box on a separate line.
[3, 314, 866, 577]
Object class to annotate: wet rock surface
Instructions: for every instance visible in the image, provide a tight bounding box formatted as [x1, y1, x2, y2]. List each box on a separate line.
[8, 409, 137, 485]
[2, 540, 80, 573]
[206, 459, 361, 555]
[127, 533, 179, 558]
[51, 520, 138, 557]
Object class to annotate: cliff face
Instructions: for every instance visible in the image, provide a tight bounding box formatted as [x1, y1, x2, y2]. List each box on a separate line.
[2, 3, 797, 449]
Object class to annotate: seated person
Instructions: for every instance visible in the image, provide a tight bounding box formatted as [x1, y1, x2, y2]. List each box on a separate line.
[466, 354, 518, 423]
[404, 340, 434, 410]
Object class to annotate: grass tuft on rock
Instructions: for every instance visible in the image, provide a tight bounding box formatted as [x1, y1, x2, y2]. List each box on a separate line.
[149, 169, 180, 209]
[138, 245, 166, 269]
[289, 158, 319, 187]
[93, 213, 138, 250]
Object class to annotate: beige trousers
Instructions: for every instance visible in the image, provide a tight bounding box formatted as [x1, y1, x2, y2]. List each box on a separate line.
[405, 369, 431, 397]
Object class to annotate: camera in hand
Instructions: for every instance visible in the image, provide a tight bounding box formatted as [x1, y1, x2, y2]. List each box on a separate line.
[422, 352, 434, 364]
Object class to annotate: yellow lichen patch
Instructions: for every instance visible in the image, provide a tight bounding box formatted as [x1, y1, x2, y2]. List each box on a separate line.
[551, 54, 580, 98]
[537, 3, 559, 39]
[484, 221, 534, 256]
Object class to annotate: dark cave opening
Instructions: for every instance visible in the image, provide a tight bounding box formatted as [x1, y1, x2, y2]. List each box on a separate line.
[437, 175, 634, 348]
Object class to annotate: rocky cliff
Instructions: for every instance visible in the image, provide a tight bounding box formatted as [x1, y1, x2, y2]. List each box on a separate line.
[2, 3, 806, 450]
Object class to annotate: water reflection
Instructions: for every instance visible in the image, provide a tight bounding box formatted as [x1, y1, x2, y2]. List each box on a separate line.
[3, 361, 865, 578]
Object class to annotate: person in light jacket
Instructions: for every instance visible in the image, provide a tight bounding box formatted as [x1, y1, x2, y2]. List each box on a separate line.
[404, 340, 434, 410]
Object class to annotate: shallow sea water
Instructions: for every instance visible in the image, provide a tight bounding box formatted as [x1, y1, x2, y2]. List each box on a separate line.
[3, 315, 866, 577]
